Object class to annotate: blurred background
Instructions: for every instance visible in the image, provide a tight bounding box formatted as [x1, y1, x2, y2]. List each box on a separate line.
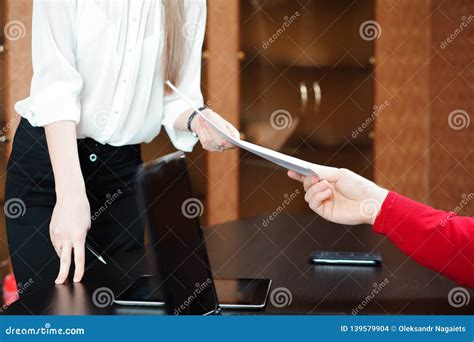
[0, 0, 472, 283]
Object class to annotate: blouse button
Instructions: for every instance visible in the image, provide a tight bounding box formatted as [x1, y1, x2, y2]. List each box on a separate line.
[89, 154, 98, 162]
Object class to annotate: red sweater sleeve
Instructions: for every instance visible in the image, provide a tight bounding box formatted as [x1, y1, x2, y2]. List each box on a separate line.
[373, 191, 474, 288]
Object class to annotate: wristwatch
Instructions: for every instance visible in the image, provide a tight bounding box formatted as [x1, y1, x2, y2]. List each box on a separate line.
[187, 106, 207, 137]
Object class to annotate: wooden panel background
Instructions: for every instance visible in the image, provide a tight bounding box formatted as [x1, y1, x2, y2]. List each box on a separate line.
[204, 0, 240, 225]
[429, 0, 474, 215]
[3, 0, 32, 150]
[1, 0, 32, 280]
[374, 0, 432, 201]
[375, 0, 474, 215]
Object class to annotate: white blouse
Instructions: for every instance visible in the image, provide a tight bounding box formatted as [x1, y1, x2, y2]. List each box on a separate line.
[15, 0, 206, 151]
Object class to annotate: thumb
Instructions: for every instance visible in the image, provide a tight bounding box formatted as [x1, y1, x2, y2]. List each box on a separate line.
[309, 164, 342, 183]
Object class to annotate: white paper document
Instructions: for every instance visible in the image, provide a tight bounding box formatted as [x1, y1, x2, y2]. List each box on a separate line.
[166, 81, 317, 176]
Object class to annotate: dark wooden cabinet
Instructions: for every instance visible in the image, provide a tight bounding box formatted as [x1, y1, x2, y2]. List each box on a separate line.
[237, 0, 376, 218]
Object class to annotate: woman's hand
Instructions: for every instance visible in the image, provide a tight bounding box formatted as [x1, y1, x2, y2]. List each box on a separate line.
[45, 121, 91, 284]
[50, 186, 91, 284]
[288, 165, 389, 225]
[191, 109, 240, 152]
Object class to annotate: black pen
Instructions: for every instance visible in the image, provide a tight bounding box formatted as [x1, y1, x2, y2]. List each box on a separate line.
[85, 242, 107, 265]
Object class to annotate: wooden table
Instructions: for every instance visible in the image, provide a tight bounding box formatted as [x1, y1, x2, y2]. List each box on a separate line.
[3, 213, 473, 315]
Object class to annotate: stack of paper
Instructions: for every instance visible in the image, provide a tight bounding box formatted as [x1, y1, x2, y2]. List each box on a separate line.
[166, 81, 317, 177]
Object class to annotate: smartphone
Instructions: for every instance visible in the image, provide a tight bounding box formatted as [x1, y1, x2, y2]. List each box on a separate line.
[311, 251, 382, 266]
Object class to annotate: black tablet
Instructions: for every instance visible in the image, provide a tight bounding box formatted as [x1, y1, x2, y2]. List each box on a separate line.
[115, 275, 272, 310]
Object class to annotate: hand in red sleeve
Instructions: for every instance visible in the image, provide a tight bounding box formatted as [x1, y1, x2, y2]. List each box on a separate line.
[287, 166, 389, 225]
[288, 165, 474, 288]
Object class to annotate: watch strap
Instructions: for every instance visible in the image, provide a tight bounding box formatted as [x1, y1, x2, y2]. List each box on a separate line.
[187, 106, 207, 134]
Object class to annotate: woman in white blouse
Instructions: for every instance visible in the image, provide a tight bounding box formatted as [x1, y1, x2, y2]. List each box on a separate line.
[5, 0, 239, 292]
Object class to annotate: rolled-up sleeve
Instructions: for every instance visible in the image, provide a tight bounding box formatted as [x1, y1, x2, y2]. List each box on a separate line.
[15, 0, 83, 126]
[162, 0, 206, 152]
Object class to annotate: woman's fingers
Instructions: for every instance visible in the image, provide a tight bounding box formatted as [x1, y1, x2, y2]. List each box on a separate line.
[304, 181, 333, 215]
[202, 111, 238, 150]
[195, 118, 216, 151]
[55, 242, 72, 284]
[73, 242, 86, 283]
[50, 228, 62, 257]
[203, 121, 228, 150]
[52, 242, 62, 257]
[308, 189, 332, 213]
[303, 175, 320, 192]
[287, 170, 305, 183]
[304, 180, 331, 203]
[309, 165, 342, 183]
[225, 122, 240, 140]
